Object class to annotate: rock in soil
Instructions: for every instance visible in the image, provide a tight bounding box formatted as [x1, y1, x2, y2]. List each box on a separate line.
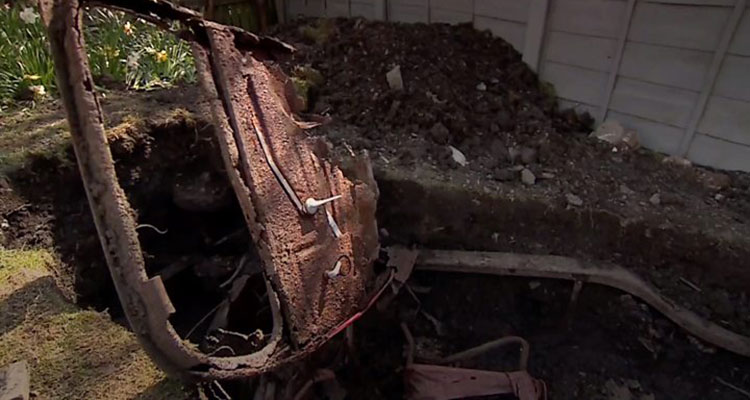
[620, 184, 635, 195]
[386, 65, 403, 91]
[696, 170, 731, 191]
[566, 193, 584, 207]
[0, 361, 29, 400]
[521, 168, 536, 185]
[662, 155, 693, 167]
[448, 145, 468, 167]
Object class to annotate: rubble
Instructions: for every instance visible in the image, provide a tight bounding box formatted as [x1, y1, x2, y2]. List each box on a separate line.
[448, 146, 468, 167]
[566, 193, 584, 207]
[521, 168, 536, 185]
[386, 65, 404, 91]
[591, 120, 639, 150]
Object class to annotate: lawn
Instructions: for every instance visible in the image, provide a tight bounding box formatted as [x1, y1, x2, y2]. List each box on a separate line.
[0, 248, 187, 399]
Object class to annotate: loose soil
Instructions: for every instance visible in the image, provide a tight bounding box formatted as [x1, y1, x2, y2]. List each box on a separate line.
[273, 18, 750, 331]
[0, 18, 749, 399]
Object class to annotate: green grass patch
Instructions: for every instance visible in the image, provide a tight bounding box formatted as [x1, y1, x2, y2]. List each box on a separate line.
[0, 247, 186, 399]
[0, 248, 56, 294]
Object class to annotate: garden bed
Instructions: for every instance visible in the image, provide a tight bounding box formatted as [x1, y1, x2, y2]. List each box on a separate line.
[1, 17, 749, 399]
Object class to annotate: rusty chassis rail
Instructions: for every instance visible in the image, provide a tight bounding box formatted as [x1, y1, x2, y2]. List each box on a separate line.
[415, 249, 750, 357]
[38, 0, 384, 381]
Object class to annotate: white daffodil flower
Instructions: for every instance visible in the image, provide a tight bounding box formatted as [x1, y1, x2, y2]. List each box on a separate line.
[19, 7, 39, 24]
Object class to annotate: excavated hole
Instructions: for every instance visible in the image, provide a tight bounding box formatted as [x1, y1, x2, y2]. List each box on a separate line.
[4, 113, 276, 358]
[4, 111, 748, 398]
[118, 124, 275, 356]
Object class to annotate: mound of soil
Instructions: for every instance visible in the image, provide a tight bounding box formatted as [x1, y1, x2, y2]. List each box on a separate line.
[276, 19, 592, 167]
[273, 18, 750, 332]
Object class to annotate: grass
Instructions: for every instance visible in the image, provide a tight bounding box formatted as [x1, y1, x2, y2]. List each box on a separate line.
[0, 247, 186, 399]
[0, 248, 56, 298]
[0, 87, 201, 176]
[0, 89, 204, 399]
[0, 104, 71, 175]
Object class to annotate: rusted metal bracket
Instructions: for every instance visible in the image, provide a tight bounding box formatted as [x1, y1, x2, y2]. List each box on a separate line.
[38, 0, 383, 380]
[401, 323, 547, 400]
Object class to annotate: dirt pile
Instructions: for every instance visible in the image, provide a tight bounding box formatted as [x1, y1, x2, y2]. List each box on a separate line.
[276, 18, 593, 173]
[273, 18, 750, 337]
[274, 18, 750, 232]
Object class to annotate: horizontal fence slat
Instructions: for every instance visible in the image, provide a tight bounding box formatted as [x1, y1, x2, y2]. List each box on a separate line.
[351, 1, 378, 19]
[730, 9, 750, 55]
[697, 96, 750, 146]
[548, 0, 628, 39]
[431, 0, 473, 13]
[326, 0, 351, 17]
[687, 134, 750, 171]
[609, 77, 698, 128]
[544, 31, 617, 72]
[388, 1, 429, 22]
[714, 55, 750, 101]
[629, 2, 731, 51]
[474, 0, 530, 22]
[619, 42, 712, 91]
[541, 62, 608, 106]
[431, 8, 473, 24]
[643, 0, 735, 5]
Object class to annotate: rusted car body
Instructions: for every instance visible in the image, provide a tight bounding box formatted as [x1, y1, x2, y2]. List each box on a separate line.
[38, 0, 387, 380]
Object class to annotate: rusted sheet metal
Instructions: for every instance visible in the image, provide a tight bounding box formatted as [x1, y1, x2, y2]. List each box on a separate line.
[406, 365, 547, 400]
[194, 24, 381, 345]
[39, 0, 382, 380]
[402, 324, 547, 400]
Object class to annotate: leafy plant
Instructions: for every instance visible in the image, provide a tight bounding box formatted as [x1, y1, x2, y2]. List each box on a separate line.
[85, 8, 131, 82]
[0, 4, 56, 105]
[123, 21, 197, 90]
[0, 3, 197, 107]
[85, 9, 196, 90]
